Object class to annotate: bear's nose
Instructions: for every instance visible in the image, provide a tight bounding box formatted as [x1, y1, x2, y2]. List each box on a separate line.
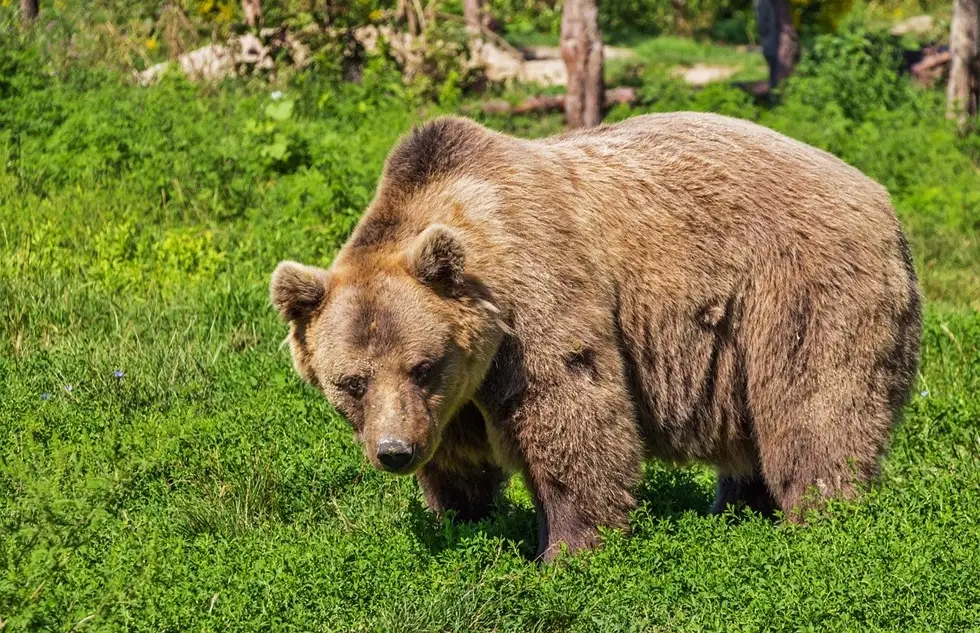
[376, 437, 415, 471]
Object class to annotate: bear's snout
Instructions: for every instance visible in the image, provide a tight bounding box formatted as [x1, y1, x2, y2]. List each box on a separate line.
[376, 436, 416, 473]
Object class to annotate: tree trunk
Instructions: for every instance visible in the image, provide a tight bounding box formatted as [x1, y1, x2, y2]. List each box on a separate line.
[756, 0, 799, 91]
[947, 0, 980, 126]
[397, 0, 420, 36]
[242, 0, 262, 28]
[462, 0, 484, 36]
[20, 0, 38, 25]
[560, 0, 604, 128]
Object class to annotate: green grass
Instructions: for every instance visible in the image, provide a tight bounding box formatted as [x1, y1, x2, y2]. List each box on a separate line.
[628, 35, 763, 69]
[853, 0, 952, 36]
[500, 33, 770, 86]
[2, 20, 980, 632]
[612, 35, 769, 83]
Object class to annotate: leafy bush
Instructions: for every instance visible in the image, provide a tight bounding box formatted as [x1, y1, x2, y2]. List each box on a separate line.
[782, 26, 911, 121]
[482, 0, 760, 41]
[487, 0, 848, 43]
[791, 0, 855, 33]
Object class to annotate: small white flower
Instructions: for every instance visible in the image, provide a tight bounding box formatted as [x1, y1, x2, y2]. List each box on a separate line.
[65, 384, 73, 393]
[920, 390, 929, 398]
[271, 91, 284, 101]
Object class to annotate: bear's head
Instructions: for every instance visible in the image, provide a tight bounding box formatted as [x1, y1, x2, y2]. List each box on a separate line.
[270, 224, 507, 474]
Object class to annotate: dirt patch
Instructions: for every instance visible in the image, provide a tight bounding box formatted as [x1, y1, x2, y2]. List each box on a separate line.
[670, 63, 740, 87]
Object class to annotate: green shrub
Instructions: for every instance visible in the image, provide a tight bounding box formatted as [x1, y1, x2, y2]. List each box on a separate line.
[781, 27, 911, 122]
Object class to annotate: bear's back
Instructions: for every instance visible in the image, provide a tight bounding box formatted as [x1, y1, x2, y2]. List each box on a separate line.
[523, 112, 901, 280]
[348, 113, 905, 299]
[540, 112, 893, 227]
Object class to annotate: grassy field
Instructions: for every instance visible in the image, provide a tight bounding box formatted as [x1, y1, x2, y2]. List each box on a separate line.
[2, 14, 980, 632]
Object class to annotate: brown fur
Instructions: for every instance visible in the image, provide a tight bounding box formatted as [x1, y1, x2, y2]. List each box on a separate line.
[270, 113, 922, 560]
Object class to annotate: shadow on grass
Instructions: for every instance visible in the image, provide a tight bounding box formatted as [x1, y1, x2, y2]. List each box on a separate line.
[406, 492, 539, 559]
[634, 465, 715, 520]
[407, 464, 719, 559]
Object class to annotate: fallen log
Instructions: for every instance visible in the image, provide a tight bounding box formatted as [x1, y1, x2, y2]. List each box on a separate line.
[137, 29, 309, 85]
[475, 86, 637, 115]
[732, 79, 771, 100]
[900, 44, 951, 88]
[909, 50, 952, 87]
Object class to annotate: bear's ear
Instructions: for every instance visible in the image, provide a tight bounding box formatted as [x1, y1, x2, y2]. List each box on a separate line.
[406, 224, 466, 296]
[270, 261, 330, 322]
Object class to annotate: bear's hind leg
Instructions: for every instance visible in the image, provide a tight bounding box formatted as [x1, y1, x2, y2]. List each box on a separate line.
[711, 473, 777, 517]
[754, 423, 868, 522]
[748, 340, 890, 521]
[743, 273, 905, 521]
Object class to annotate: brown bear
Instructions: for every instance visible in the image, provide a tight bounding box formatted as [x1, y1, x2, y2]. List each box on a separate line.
[270, 113, 922, 560]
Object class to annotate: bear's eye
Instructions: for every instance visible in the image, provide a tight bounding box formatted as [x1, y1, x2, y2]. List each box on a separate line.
[334, 375, 367, 399]
[410, 360, 438, 387]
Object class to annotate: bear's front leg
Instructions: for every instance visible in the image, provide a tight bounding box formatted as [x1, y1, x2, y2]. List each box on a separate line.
[513, 367, 643, 561]
[415, 403, 506, 522]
